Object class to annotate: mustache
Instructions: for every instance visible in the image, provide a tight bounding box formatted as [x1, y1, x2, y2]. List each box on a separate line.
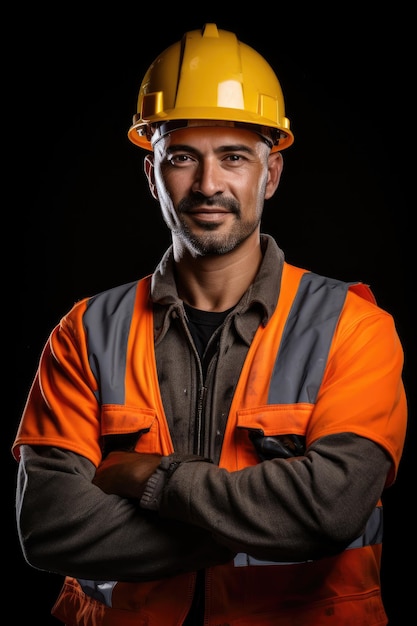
[178, 194, 240, 214]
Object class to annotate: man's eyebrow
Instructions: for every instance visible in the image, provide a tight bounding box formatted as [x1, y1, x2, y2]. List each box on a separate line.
[166, 144, 197, 153]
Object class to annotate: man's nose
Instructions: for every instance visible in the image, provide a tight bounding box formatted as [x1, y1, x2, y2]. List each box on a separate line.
[191, 159, 225, 197]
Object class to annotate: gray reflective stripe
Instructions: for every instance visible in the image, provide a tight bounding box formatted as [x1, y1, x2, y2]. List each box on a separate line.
[234, 553, 312, 567]
[83, 281, 138, 404]
[268, 272, 353, 404]
[345, 505, 383, 549]
[76, 579, 117, 607]
[233, 507, 383, 567]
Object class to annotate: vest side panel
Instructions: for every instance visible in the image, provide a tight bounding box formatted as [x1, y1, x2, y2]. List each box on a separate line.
[206, 544, 386, 625]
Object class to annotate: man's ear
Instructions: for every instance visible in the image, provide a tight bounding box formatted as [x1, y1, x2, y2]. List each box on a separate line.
[144, 154, 158, 200]
[265, 151, 284, 200]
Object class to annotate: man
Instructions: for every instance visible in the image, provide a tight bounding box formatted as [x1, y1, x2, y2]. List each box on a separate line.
[12, 24, 407, 625]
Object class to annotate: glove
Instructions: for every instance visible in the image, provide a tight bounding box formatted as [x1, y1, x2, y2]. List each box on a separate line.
[140, 453, 212, 511]
[249, 432, 306, 460]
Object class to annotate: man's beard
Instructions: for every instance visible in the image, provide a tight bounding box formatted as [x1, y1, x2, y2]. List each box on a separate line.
[174, 194, 260, 256]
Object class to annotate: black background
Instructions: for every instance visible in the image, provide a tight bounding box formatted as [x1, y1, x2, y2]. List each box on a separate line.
[8, 4, 413, 624]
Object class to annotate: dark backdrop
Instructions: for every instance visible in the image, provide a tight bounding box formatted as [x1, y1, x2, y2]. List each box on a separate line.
[8, 5, 413, 624]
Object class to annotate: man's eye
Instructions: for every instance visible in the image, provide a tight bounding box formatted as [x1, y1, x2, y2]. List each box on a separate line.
[224, 154, 245, 162]
[168, 154, 191, 165]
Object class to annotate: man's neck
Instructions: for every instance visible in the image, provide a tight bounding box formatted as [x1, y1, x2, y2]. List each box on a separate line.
[174, 237, 263, 312]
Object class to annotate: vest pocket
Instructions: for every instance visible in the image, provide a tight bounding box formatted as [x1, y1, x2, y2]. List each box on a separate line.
[235, 403, 313, 468]
[100, 405, 162, 456]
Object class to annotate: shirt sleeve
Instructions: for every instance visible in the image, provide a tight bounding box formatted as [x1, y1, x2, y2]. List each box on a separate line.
[155, 433, 392, 561]
[16, 444, 235, 580]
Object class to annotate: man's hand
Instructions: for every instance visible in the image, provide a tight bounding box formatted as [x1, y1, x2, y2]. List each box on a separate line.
[93, 451, 162, 499]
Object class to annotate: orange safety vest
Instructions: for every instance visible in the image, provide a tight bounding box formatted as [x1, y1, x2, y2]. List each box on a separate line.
[16, 263, 406, 625]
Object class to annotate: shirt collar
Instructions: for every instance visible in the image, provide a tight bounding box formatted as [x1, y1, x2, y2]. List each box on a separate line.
[151, 234, 285, 341]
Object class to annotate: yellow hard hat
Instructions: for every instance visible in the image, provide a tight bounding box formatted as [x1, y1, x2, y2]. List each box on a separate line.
[128, 23, 294, 152]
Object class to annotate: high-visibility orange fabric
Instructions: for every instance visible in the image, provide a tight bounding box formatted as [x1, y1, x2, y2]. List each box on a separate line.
[13, 263, 407, 625]
[52, 545, 387, 625]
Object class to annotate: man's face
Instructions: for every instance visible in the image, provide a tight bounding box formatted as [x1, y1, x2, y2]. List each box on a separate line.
[144, 125, 283, 258]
